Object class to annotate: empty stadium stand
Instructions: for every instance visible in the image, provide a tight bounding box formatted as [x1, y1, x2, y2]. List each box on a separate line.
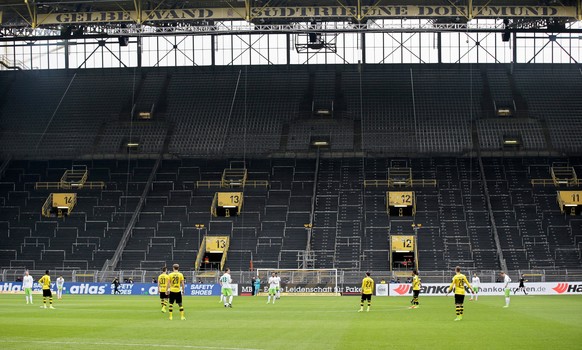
[2, 64, 582, 158]
[0, 156, 580, 273]
[1, 64, 581, 275]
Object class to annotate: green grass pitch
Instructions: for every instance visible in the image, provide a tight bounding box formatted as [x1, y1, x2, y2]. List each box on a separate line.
[1, 294, 581, 349]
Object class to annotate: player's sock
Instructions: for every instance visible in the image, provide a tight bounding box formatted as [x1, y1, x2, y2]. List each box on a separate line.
[267, 296, 270, 303]
[49, 298, 53, 305]
[367, 301, 371, 311]
[43, 297, 47, 307]
[229, 296, 233, 305]
[505, 297, 510, 307]
[460, 305, 464, 316]
[180, 307, 185, 320]
[455, 305, 460, 316]
[169, 304, 173, 319]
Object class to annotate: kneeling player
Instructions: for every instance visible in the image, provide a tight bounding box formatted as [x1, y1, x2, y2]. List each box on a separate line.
[359, 272, 374, 312]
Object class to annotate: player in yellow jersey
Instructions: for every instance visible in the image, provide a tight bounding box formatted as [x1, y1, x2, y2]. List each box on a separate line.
[358, 272, 374, 312]
[38, 270, 55, 309]
[157, 266, 169, 313]
[446, 266, 474, 321]
[409, 269, 421, 309]
[166, 264, 185, 321]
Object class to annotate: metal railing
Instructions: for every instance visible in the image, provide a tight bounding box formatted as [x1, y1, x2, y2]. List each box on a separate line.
[34, 181, 106, 190]
[3, 268, 582, 285]
[196, 180, 269, 189]
[363, 179, 437, 187]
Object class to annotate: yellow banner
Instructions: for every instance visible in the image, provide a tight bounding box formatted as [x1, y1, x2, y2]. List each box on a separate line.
[35, 5, 577, 25]
[52, 193, 76, 208]
[217, 192, 243, 208]
[206, 236, 229, 253]
[0, 11, 3, 25]
[391, 235, 415, 252]
[388, 191, 414, 207]
[558, 191, 582, 205]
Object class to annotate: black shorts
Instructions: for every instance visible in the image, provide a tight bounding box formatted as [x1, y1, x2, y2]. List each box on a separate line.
[361, 293, 372, 302]
[42, 289, 52, 297]
[413, 290, 420, 298]
[169, 291, 182, 304]
[454, 294, 465, 305]
[159, 291, 168, 299]
[519, 283, 525, 288]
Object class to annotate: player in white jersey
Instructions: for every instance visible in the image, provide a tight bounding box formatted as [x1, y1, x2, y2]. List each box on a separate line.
[470, 273, 480, 301]
[267, 272, 278, 304]
[56, 276, 65, 300]
[219, 268, 233, 308]
[22, 270, 34, 304]
[274, 272, 282, 299]
[500, 271, 512, 308]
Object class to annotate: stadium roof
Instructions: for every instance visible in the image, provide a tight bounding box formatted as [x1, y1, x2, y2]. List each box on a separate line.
[0, 0, 580, 39]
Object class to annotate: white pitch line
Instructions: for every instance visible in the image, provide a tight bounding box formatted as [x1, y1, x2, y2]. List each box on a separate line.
[2, 340, 263, 350]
